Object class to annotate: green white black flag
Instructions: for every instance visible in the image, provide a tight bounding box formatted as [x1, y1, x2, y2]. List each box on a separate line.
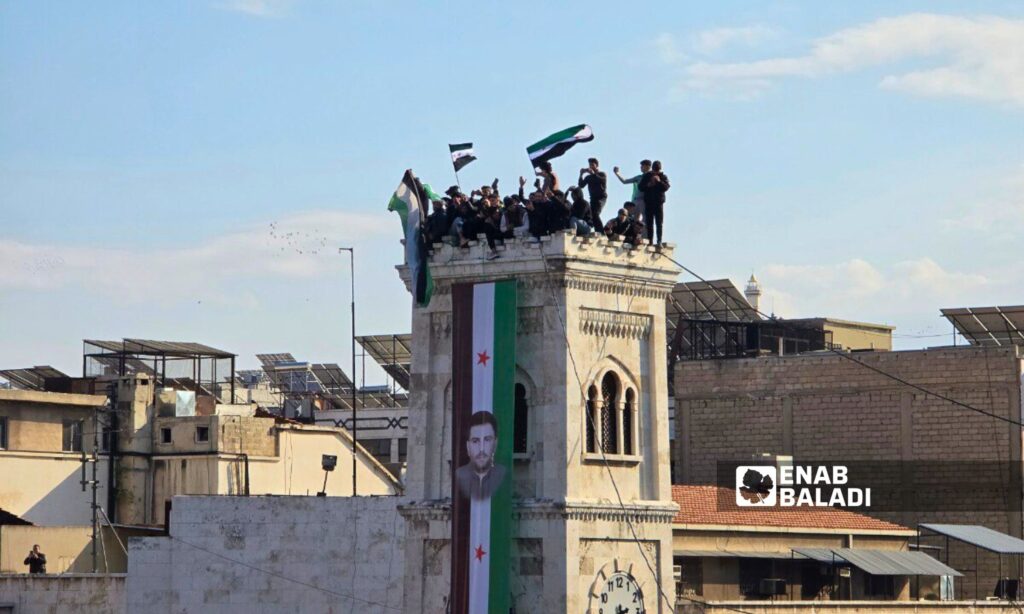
[526, 124, 594, 166]
[386, 170, 434, 307]
[450, 143, 477, 172]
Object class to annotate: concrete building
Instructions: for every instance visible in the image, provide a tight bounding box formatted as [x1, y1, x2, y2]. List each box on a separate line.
[400, 232, 681, 613]
[671, 485, 940, 604]
[149, 412, 401, 525]
[0, 389, 110, 526]
[674, 344, 1023, 599]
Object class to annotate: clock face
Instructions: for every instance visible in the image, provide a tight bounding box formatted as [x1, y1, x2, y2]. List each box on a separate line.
[594, 571, 645, 614]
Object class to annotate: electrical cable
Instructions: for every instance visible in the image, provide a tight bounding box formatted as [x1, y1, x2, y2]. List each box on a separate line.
[536, 240, 756, 614]
[169, 535, 403, 611]
[655, 251, 1024, 429]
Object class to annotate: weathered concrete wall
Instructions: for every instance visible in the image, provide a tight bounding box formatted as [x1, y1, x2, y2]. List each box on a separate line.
[127, 495, 405, 614]
[0, 574, 126, 614]
[0, 453, 110, 525]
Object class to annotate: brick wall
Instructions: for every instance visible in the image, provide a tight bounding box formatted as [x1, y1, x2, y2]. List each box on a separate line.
[127, 495, 405, 613]
[674, 345, 1023, 599]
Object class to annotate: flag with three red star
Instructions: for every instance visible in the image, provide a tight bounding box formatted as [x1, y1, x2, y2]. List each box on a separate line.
[450, 280, 516, 614]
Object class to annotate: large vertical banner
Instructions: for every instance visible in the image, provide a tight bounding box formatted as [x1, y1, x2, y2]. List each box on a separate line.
[451, 280, 516, 614]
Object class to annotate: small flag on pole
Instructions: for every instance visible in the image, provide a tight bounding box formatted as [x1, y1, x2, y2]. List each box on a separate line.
[526, 124, 594, 167]
[450, 143, 477, 172]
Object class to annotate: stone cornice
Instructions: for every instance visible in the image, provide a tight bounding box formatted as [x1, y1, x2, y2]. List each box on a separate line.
[580, 308, 653, 339]
[396, 232, 681, 300]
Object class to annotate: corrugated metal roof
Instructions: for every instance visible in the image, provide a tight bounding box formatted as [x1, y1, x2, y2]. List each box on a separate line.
[676, 550, 802, 559]
[833, 549, 962, 577]
[920, 523, 1024, 554]
[792, 548, 848, 564]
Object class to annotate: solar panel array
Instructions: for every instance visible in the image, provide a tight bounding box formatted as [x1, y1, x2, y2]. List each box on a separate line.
[0, 366, 68, 390]
[941, 306, 1024, 347]
[356, 334, 412, 390]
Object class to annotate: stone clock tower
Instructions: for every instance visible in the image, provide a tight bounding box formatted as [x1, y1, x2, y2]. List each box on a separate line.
[399, 232, 680, 613]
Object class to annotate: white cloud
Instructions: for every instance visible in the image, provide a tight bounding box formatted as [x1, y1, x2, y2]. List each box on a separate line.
[0, 210, 393, 304]
[941, 163, 1024, 237]
[680, 13, 1024, 106]
[218, 0, 294, 18]
[756, 257, 999, 323]
[693, 25, 777, 55]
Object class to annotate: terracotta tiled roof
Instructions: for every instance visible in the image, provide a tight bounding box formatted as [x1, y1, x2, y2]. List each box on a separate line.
[672, 485, 909, 532]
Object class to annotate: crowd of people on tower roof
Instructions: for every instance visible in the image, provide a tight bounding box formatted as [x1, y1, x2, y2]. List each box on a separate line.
[423, 158, 670, 260]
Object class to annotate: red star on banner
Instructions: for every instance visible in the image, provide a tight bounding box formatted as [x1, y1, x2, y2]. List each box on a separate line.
[476, 351, 490, 366]
[474, 544, 487, 562]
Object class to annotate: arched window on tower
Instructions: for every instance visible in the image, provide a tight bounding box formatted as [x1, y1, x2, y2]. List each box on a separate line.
[586, 386, 598, 453]
[623, 388, 635, 456]
[600, 372, 619, 454]
[513, 383, 528, 454]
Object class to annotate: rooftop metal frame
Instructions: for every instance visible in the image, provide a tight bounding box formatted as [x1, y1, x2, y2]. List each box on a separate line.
[82, 338, 236, 400]
[941, 306, 1024, 347]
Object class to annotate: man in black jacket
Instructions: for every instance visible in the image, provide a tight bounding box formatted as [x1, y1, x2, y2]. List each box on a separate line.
[425, 199, 451, 246]
[578, 158, 607, 232]
[638, 160, 670, 245]
[568, 187, 593, 236]
[25, 545, 46, 574]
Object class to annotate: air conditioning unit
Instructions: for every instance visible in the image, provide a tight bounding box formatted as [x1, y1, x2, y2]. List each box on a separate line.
[673, 565, 682, 582]
[759, 579, 786, 596]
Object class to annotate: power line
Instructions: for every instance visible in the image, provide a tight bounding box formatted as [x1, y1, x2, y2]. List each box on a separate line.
[169, 535, 402, 611]
[656, 251, 1024, 429]
[536, 245, 756, 614]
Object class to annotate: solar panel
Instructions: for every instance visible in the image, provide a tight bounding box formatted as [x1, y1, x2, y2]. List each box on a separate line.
[356, 334, 412, 390]
[941, 306, 1024, 347]
[0, 366, 68, 390]
[256, 353, 296, 366]
[667, 280, 760, 326]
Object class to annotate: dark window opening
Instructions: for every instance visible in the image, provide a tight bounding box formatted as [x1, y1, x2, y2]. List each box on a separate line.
[362, 438, 392, 464]
[195, 426, 210, 443]
[739, 558, 774, 597]
[62, 419, 83, 452]
[397, 438, 408, 463]
[600, 372, 619, 454]
[160, 428, 172, 444]
[585, 386, 597, 453]
[676, 556, 703, 598]
[0, 417, 8, 450]
[864, 574, 895, 599]
[623, 388, 635, 455]
[513, 383, 528, 454]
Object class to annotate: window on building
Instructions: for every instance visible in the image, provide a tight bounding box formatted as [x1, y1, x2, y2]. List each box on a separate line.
[195, 426, 210, 443]
[676, 556, 703, 597]
[0, 417, 8, 450]
[513, 383, 528, 454]
[362, 438, 392, 465]
[100, 424, 113, 452]
[160, 428, 172, 444]
[585, 386, 598, 453]
[397, 437, 408, 463]
[62, 419, 84, 452]
[739, 558, 773, 596]
[600, 372, 619, 454]
[864, 574, 895, 599]
[623, 388, 635, 456]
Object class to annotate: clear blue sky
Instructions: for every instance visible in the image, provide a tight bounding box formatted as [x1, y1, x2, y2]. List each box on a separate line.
[2, 1, 1022, 381]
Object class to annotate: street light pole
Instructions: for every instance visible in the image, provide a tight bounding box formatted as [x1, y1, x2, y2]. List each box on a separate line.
[339, 247, 357, 496]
